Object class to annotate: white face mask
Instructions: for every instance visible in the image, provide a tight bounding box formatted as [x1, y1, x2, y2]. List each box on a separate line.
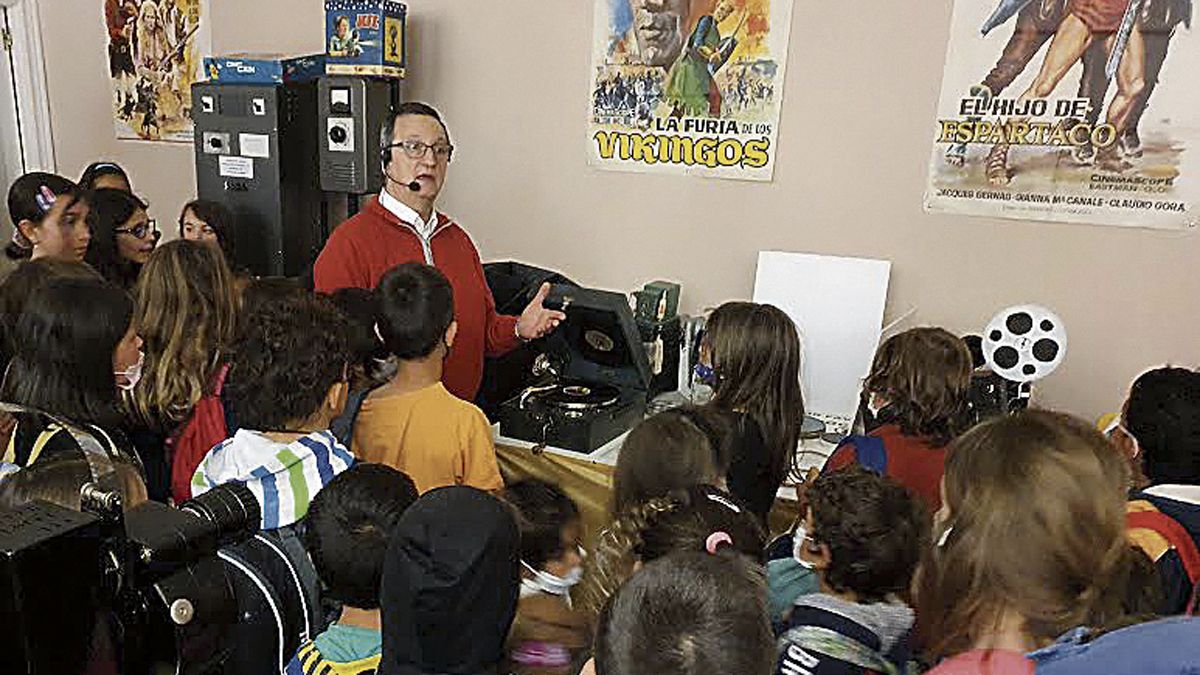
[115, 350, 144, 392]
[522, 560, 584, 596]
[791, 524, 818, 570]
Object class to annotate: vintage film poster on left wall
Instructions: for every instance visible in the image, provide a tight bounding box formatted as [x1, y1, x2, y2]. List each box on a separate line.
[588, 0, 795, 181]
[925, 0, 1199, 229]
[102, 0, 211, 143]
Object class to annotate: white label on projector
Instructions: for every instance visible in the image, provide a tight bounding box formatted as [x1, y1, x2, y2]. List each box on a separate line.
[218, 156, 254, 179]
[238, 133, 270, 159]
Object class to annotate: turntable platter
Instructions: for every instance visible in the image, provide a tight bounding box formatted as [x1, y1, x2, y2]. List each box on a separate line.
[539, 382, 621, 410]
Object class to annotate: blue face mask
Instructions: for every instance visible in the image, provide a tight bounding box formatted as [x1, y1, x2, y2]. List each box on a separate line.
[694, 362, 717, 387]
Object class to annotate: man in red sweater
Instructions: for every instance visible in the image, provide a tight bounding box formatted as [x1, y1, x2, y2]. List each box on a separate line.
[314, 102, 564, 401]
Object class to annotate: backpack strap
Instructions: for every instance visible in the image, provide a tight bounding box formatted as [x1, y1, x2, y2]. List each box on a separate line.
[216, 546, 285, 673]
[839, 435, 888, 476]
[333, 383, 382, 449]
[210, 362, 230, 396]
[1126, 509, 1200, 587]
[0, 402, 124, 501]
[779, 625, 899, 675]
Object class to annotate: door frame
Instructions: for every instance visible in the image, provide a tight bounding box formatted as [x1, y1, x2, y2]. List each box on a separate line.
[3, 0, 54, 171]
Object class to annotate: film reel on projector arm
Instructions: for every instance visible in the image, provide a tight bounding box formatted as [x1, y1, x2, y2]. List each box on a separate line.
[981, 304, 1068, 406]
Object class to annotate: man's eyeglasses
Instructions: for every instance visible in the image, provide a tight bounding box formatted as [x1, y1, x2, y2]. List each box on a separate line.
[116, 219, 160, 240]
[386, 139, 454, 162]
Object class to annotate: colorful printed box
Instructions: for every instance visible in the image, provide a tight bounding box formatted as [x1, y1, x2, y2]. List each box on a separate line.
[325, 0, 407, 78]
[203, 54, 326, 85]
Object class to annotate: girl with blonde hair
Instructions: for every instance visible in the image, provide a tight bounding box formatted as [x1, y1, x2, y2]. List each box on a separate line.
[918, 410, 1199, 675]
[128, 239, 238, 502]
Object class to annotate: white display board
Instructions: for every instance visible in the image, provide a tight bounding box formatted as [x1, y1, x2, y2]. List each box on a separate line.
[753, 251, 892, 432]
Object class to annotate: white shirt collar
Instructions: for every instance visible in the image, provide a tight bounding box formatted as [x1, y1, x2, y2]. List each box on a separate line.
[379, 188, 440, 238]
[1144, 484, 1200, 506]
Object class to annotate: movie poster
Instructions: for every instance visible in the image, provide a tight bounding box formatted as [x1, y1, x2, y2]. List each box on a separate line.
[102, 0, 210, 143]
[587, 0, 794, 181]
[925, 0, 1199, 229]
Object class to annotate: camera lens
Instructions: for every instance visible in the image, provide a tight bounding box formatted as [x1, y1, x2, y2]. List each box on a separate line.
[179, 483, 260, 543]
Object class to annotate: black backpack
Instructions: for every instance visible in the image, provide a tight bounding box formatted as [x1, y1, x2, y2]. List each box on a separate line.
[215, 526, 322, 674]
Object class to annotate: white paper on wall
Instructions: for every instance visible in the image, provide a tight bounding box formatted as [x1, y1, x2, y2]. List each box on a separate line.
[753, 251, 891, 433]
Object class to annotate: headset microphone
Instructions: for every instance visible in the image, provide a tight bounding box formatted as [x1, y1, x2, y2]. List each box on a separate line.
[381, 143, 424, 193]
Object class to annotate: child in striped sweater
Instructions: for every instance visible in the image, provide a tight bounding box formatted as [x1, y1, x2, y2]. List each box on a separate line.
[192, 292, 355, 546]
[189, 292, 361, 673]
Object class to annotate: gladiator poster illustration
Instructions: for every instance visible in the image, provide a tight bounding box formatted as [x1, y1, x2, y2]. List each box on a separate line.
[102, 0, 210, 143]
[588, 0, 795, 181]
[925, 0, 1198, 229]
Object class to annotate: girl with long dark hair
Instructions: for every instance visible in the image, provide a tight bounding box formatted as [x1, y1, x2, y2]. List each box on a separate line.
[699, 301, 804, 525]
[0, 277, 142, 467]
[5, 172, 92, 263]
[178, 199, 238, 268]
[85, 188, 159, 290]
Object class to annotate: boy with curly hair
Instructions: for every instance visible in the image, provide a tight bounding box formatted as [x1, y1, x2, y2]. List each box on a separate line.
[778, 466, 929, 675]
[192, 292, 355, 531]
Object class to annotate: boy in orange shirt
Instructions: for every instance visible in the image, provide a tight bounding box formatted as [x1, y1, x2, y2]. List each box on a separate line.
[352, 263, 503, 493]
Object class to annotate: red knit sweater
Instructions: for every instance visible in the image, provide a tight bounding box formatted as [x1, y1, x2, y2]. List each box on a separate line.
[313, 197, 520, 400]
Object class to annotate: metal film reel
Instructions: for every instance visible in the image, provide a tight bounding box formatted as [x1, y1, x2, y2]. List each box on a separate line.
[982, 305, 1067, 383]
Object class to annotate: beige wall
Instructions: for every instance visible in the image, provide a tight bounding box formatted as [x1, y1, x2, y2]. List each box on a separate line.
[36, 0, 1200, 419]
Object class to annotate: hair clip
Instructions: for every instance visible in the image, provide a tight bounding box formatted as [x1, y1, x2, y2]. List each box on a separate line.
[34, 185, 57, 214]
[705, 492, 741, 513]
[936, 525, 954, 548]
[10, 230, 32, 250]
[705, 531, 733, 554]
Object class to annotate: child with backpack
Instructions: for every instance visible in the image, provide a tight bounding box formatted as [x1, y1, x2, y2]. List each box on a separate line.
[191, 292, 356, 671]
[822, 327, 972, 511]
[1114, 367, 1200, 614]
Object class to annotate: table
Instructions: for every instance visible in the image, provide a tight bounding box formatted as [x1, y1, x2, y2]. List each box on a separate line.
[494, 427, 835, 542]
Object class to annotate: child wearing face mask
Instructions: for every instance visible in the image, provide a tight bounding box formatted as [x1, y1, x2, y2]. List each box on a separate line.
[1, 277, 143, 470]
[351, 263, 502, 494]
[501, 479, 590, 675]
[778, 466, 927, 675]
[822, 327, 972, 513]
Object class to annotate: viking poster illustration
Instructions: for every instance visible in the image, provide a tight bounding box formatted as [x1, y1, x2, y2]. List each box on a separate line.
[587, 0, 795, 181]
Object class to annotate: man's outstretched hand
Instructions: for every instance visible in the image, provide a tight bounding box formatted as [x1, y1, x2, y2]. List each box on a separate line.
[516, 282, 567, 341]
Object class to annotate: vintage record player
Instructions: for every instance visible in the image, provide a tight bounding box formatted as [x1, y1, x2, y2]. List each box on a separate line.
[497, 285, 652, 453]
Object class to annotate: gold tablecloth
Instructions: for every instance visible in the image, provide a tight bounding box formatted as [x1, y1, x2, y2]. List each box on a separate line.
[497, 443, 802, 543]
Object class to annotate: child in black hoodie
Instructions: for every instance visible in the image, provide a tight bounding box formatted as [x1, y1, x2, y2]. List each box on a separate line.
[379, 486, 521, 675]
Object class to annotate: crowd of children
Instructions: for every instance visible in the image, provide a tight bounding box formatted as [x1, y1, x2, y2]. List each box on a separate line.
[2, 159, 1200, 675]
